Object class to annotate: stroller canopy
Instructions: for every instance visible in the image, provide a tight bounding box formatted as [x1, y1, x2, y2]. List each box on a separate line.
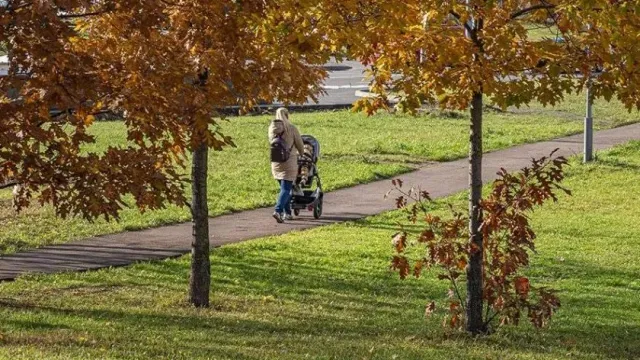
[301, 135, 320, 162]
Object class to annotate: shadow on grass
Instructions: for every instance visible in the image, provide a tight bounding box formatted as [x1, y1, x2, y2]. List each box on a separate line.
[0, 239, 31, 255]
[203, 246, 639, 358]
[348, 220, 427, 233]
[0, 249, 638, 359]
[594, 156, 640, 171]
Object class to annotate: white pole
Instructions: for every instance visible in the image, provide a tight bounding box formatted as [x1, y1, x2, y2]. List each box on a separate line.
[419, 13, 428, 63]
[465, 0, 473, 39]
[584, 23, 594, 163]
[584, 80, 593, 162]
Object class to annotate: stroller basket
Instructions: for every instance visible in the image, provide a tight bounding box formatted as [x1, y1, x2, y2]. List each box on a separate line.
[291, 191, 318, 208]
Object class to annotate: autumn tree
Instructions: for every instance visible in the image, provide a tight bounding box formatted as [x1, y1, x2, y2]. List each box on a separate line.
[389, 152, 569, 332]
[0, 0, 336, 306]
[345, 1, 640, 334]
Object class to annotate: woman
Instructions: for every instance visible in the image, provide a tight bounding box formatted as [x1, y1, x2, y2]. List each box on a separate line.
[269, 107, 304, 223]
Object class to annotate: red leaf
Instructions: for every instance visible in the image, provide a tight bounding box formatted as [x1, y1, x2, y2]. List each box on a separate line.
[419, 229, 435, 242]
[514, 277, 530, 298]
[391, 256, 411, 279]
[395, 196, 407, 209]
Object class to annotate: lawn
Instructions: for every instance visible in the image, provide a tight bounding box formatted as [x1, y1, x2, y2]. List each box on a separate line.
[526, 23, 561, 41]
[0, 92, 639, 254]
[0, 141, 638, 359]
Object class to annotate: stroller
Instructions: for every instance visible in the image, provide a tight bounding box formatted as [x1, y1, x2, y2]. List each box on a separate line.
[291, 135, 324, 219]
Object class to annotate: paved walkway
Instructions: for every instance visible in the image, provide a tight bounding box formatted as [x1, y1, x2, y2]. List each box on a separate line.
[1, 124, 640, 280]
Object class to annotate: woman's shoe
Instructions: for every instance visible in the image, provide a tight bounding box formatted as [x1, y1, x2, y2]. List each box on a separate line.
[272, 212, 284, 223]
[283, 214, 294, 221]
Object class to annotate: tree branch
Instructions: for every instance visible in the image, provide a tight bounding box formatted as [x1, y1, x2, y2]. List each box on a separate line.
[449, 272, 467, 312]
[59, 11, 106, 19]
[448, 10, 481, 49]
[483, 308, 500, 328]
[8, 1, 33, 11]
[511, 3, 556, 20]
[448, 10, 473, 36]
[0, 180, 18, 190]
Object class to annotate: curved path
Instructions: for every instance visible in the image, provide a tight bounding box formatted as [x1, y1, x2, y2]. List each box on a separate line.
[1, 124, 640, 280]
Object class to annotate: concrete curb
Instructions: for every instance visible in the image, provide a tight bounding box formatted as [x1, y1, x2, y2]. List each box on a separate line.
[219, 103, 354, 116]
[354, 89, 400, 104]
[81, 103, 357, 121]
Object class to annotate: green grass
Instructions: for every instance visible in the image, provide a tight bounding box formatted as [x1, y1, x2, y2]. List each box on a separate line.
[0, 142, 639, 359]
[526, 23, 562, 41]
[0, 91, 639, 254]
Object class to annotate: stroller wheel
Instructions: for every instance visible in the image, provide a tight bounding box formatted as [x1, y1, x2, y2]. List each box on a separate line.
[313, 196, 323, 219]
[294, 209, 300, 216]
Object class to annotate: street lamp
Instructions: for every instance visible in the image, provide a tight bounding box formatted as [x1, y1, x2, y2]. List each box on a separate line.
[583, 23, 594, 163]
[584, 79, 593, 162]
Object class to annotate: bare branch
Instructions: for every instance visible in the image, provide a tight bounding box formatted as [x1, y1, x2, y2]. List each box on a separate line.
[450, 272, 467, 312]
[511, 3, 556, 20]
[59, 11, 106, 19]
[8, 1, 33, 11]
[483, 308, 501, 328]
[448, 10, 473, 35]
[448, 10, 481, 49]
[0, 180, 18, 190]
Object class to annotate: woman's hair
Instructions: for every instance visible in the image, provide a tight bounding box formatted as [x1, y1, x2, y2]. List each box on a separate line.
[275, 107, 291, 134]
[275, 107, 290, 123]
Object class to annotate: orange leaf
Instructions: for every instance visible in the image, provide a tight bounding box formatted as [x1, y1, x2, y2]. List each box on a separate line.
[457, 258, 467, 270]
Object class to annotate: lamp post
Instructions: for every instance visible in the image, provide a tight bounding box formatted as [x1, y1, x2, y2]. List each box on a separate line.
[584, 79, 593, 162]
[583, 23, 594, 163]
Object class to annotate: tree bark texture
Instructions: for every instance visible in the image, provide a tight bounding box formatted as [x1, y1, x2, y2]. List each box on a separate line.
[189, 141, 210, 307]
[466, 91, 485, 334]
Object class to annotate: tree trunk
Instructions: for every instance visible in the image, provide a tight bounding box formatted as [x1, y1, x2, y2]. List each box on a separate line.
[189, 141, 210, 307]
[466, 91, 485, 334]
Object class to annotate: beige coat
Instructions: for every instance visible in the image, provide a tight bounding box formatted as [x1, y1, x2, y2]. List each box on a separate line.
[269, 120, 304, 181]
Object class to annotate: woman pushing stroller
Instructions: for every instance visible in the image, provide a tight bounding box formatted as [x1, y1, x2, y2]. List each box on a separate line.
[269, 107, 304, 223]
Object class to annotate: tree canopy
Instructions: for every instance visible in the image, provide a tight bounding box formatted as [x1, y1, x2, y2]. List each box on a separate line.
[4, 0, 640, 327]
[341, 0, 640, 334]
[0, 0, 336, 220]
[347, 1, 640, 113]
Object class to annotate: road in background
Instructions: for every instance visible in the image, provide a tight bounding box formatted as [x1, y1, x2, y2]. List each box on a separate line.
[316, 59, 368, 106]
[0, 56, 369, 107]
